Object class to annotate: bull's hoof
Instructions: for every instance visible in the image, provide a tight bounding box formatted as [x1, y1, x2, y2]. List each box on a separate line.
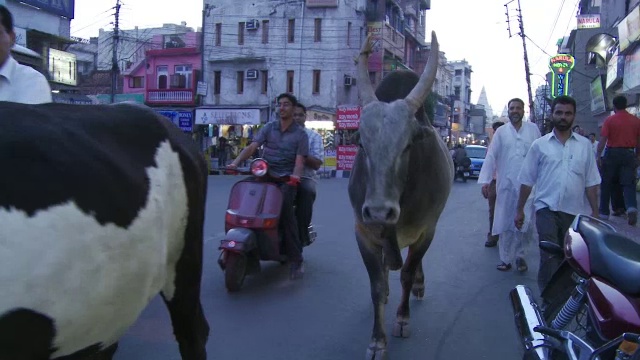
[411, 284, 425, 299]
[366, 342, 388, 360]
[392, 320, 411, 338]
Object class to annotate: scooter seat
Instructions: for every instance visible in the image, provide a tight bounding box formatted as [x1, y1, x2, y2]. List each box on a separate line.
[580, 219, 640, 296]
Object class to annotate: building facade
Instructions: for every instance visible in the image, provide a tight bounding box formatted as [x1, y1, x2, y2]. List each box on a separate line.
[449, 59, 473, 135]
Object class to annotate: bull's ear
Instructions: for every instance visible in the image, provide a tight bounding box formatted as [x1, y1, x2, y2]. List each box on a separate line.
[412, 125, 433, 143]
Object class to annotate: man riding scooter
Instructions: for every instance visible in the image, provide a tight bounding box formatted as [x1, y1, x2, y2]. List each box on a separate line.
[227, 93, 309, 279]
[293, 103, 324, 247]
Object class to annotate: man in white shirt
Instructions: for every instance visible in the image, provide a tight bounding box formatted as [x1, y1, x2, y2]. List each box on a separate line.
[478, 98, 541, 272]
[0, 5, 52, 104]
[515, 95, 600, 292]
[293, 103, 324, 246]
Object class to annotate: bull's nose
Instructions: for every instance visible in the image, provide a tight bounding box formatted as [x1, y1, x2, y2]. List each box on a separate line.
[362, 203, 400, 224]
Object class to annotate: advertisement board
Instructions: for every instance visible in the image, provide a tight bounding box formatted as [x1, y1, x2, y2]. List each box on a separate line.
[577, 14, 601, 29]
[366, 22, 384, 72]
[336, 145, 358, 171]
[48, 48, 77, 86]
[195, 108, 261, 125]
[590, 75, 607, 115]
[20, 0, 75, 19]
[336, 105, 361, 129]
[157, 110, 193, 132]
[606, 54, 625, 89]
[619, 5, 640, 52]
[549, 54, 575, 98]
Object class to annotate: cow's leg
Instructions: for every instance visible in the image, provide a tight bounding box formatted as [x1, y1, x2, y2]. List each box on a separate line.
[411, 262, 425, 299]
[356, 230, 388, 360]
[160, 185, 209, 360]
[393, 230, 433, 338]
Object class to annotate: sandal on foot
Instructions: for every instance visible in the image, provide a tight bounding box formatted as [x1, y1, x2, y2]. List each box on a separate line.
[497, 262, 511, 271]
[516, 257, 528, 272]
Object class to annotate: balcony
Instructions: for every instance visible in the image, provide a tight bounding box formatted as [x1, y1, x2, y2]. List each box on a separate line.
[146, 89, 196, 105]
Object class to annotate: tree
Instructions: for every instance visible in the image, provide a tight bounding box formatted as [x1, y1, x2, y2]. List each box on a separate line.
[423, 92, 438, 125]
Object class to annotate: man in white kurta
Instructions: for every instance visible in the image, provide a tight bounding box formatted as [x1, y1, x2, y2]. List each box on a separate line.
[478, 98, 541, 271]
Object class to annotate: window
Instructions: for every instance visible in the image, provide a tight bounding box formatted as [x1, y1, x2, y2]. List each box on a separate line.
[312, 70, 321, 94]
[261, 70, 268, 94]
[237, 71, 244, 94]
[347, 22, 351, 47]
[238, 22, 245, 45]
[288, 19, 295, 43]
[214, 71, 221, 95]
[157, 65, 168, 89]
[314, 18, 322, 42]
[262, 20, 269, 44]
[129, 76, 143, 88]
[174, 64, 192, 88]
[454, 86, 461, 98]
[454, 69, 462, 76]
[215, 23, 221, 46]
[287, 70, 294, 93]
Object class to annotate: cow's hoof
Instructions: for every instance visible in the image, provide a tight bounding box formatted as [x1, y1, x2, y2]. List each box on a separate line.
[392, 320, 411, 338]
[412, 285, 425, 299]
[366, 342, 387, 360]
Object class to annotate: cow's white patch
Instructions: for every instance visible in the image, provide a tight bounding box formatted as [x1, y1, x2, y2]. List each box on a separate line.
[0, 140, 189, 357]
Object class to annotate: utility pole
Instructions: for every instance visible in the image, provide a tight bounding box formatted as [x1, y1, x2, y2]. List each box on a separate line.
[505, 0, 535, 126]
[201, 3, 213, 106]
[110, 0, 121, 104]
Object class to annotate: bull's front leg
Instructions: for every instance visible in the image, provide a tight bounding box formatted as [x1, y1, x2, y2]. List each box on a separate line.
[393, 230, 433, 339]
[356, 229, 388, 360]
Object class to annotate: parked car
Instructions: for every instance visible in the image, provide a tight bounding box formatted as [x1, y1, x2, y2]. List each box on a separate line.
[465, 145, 487, 178]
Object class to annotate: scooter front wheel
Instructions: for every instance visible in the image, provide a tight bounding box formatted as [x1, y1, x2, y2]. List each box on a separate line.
[224, 252, 247, 292]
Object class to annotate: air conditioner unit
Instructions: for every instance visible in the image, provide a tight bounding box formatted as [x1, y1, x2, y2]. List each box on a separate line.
[344, 75, 355, 86]
[246, 69, 259, 80]
[245, 19, 259, 30]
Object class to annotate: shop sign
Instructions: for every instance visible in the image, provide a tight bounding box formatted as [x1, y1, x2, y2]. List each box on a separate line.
[306, 0, 338, 7]
[324, 149, 336, 168]
[156, 110, 193, 132]
[337, 145, 358, 171]
[623, 49, 640, 92]
[195, 108, 261, 125]
[590, 75, 607, 115]
[618, 5, 640, 52]
[577, 14, 601, 29]
[307, 110, 335, 122]
[549, 54, 575, 98]
[20, 0, 75, 19]
[606, 53, 625, 89]
[336, 105, 361, 129]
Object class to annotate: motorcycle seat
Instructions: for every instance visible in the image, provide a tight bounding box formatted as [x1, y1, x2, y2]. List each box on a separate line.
[580, 219, 640, 296]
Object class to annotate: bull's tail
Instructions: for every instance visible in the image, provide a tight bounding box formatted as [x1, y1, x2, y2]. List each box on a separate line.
[382, 227, 403, 270]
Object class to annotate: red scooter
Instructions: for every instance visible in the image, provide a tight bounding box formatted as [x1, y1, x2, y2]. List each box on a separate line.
[510, 214, 640, 359]
[218, 159, 316, 292]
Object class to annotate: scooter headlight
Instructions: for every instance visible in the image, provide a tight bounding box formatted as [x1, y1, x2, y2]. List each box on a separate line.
[250, 159, 269, 177]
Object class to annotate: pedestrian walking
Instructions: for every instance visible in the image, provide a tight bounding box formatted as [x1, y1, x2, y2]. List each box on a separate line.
[0, 5, 51, 104]
[515, 95, 600, 292]
[595, 95, 640, 226]
[478, 98, 541, 271]
[482, 121, 504, 247]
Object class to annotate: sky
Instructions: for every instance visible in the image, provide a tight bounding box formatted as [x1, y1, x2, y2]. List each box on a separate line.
[71, 0, 580, 117]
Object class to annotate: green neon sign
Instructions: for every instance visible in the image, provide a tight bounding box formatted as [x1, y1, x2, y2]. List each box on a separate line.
[549, 54, 575, 98]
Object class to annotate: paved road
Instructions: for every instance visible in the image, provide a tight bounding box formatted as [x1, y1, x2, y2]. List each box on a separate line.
[115, 176, 541, 360]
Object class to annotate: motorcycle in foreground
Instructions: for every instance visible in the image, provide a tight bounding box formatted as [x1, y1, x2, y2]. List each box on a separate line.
[454, 156, 472, 182]
[218, 158, 316, 292]
[510, 214, 640, 359]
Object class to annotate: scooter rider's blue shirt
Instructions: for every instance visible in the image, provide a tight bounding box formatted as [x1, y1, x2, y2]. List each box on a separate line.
[253, 120, 309, 177]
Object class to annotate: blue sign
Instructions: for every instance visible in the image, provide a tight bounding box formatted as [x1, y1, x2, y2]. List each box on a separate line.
[20, 0, 75, 19]
[157, 110, 193, 133]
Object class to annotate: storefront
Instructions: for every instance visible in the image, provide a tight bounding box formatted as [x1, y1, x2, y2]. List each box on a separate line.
[194, 107, 268, 169]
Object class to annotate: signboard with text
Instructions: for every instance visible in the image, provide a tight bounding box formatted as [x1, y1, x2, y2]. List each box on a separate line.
[20, 0, 75, 19]
[337, 145, 358, 171]
[549, 54, 575, 98]
[336, 105, 361, 129]
[590, 75, 607, 114]
[577, 14, 601, 29]
[366, 22, 383, 72]
[618, 5, 640, 52]
[157, 110, 193, 132]
[195, 108, 261, 125]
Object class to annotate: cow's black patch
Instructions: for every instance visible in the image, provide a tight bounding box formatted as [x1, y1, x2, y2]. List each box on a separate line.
[0, 102, 182, 228]
[0, 308, 57, 359]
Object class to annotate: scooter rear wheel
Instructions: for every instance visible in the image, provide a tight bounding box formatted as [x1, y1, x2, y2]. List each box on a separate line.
[225, 252, 247, 292]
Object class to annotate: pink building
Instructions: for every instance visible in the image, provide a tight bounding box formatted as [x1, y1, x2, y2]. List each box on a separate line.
[122, 32, 201, 107]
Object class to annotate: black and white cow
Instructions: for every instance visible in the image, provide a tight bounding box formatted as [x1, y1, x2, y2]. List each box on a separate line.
[0, 102, 209, 359]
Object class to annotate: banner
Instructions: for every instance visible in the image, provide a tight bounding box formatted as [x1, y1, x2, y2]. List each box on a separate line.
[337, 145, 358, 171]
[336, 105, 361, 129]
[366, 22, 383, 72]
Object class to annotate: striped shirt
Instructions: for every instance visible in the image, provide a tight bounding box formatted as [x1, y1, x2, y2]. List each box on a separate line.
[304, 128, 324, 178]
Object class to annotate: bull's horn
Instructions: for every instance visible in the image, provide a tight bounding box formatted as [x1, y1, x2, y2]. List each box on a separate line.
[405, 31, 439, 112]
[356, 34, 378, 106]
